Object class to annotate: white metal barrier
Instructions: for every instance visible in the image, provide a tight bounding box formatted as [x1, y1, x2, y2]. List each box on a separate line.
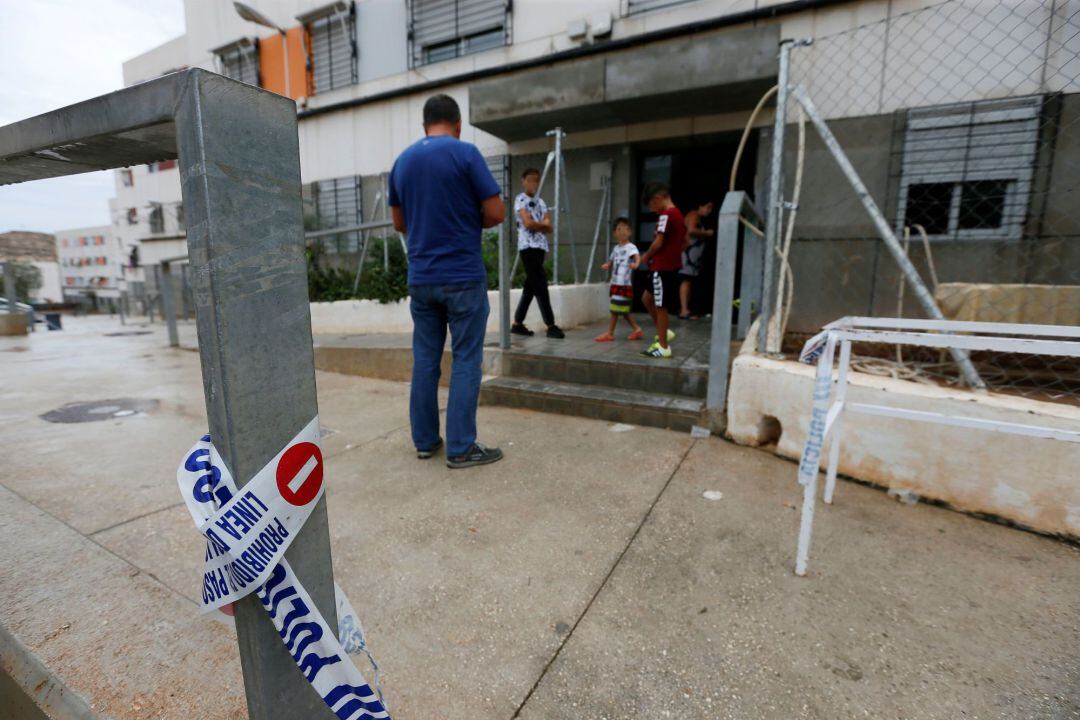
[793, 317, 1080, 576]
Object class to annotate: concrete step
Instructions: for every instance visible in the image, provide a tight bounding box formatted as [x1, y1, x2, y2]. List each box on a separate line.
[480, 375, 704, 432]
[502, 351, 707, 399]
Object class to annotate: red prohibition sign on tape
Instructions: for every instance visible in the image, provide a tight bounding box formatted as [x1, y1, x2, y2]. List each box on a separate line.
[276, 442, 324, 506]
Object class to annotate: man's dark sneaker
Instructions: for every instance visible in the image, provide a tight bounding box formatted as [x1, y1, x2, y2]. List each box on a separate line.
[511, 323, 534, 336]
[446, 442, 504, 469]
[417, 437, 443, 459]
[546, 325, 566, 339]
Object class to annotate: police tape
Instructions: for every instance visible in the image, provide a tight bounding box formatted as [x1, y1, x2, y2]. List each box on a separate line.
[177, 417, 391, 719]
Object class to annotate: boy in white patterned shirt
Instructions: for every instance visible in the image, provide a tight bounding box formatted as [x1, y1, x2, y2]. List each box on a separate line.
[595, 217, 645, 342]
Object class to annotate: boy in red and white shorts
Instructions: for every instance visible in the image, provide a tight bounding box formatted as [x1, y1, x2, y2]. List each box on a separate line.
[595, 217, 644, 342]
[638, 183, 686, 358]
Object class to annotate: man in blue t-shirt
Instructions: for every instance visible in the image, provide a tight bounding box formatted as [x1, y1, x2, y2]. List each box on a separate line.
[389, 94, 505, 468]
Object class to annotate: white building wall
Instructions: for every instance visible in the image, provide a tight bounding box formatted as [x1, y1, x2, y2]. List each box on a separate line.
[54, 225, 125, 299]
[117, 0, 1071, 194]
[29, 262, 62, 304]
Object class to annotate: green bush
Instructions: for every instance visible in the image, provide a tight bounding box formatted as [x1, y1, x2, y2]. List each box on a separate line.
[308, 231, 531, 304]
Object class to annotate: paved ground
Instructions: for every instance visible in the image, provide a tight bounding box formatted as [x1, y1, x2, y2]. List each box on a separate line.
[1, 315, 1078, 719]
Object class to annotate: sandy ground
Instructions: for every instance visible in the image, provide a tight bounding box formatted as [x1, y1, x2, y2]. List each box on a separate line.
[1, 314, 1077, 719]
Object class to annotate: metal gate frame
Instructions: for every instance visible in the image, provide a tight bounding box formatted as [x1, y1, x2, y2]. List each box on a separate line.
[0, 69, 341, 720]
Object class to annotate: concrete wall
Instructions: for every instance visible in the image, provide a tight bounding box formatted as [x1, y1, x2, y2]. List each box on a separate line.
[309, 282, 609, 335]
[726, 353, 1080, 538]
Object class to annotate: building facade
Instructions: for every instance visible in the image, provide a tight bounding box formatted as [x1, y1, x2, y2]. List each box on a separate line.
[115, 0, 1079, 330]
[53, 225, 126, 302]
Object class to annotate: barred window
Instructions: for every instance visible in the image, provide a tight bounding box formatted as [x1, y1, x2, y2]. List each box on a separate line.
[149, 203, 165, 234]
[315, 175, 363, 253]
[485, 154, 509, 198]
[409, 0, 509, 68]
[215, 39, 260, 87]
[626, 0, 698, 14]
[897, 96, 1041, 241]
[305, 3, 358, 94]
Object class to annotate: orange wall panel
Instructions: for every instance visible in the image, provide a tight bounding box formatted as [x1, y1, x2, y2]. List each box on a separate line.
[259, 26, 308, 100]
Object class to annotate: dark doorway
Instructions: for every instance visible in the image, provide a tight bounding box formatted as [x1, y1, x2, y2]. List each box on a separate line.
[632, 132, 758, 319]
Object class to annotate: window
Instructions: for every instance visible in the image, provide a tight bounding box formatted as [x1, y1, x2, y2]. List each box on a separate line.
[157, 159, 177, 172]
[149, 204, 165, 234]
[120, 168, 133, 187]
[485, 155, 509, 198]
[176, 202, 186, 232]
[897, 96, 1041, 240]
[626, 0, 698, 13]
[215, 38, 261, 87]
[304, 3, 357, 94]
[127, 208, 138, 225]
[62, 238, 69, 248]
[315, 175, 363, 253]
[409, 0, 509, 68]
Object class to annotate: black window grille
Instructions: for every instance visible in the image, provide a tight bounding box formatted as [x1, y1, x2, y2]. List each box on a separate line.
[308, 4, 358, 94]
[898, 96, 1041, 241]
[409, 0, 509, 68]
[149, 204, 165, 234]
[216, 40, 261, 87]
[315, 175, 363, 253]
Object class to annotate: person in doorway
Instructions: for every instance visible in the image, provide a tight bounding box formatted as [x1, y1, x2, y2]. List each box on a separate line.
[511, 168, 565, 339]
[638, 182, 686, 359]
[679, 201, 715, 320]
[595, 217, 644, 342]
[389, 94, 505, 469]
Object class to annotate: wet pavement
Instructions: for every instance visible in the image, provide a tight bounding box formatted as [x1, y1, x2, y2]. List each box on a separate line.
[1, 315, 1078, 719]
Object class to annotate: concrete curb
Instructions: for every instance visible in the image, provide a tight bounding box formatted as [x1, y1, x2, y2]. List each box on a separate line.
[0, 622, 99, 720]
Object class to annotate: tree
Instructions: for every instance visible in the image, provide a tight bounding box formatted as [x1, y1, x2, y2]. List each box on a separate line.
[4, 262, 42, 303]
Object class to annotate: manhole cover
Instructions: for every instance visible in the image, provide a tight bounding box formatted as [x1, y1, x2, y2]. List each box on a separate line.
[104, 331, 152, 337]
[41, 398, 159, 423]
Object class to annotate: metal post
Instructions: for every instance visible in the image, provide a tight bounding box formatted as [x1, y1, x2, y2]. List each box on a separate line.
[547, 127, 562, 286]
[3, 262, 15, 313]
[560, 156, 580, 284]
[584, 175, 610, 284]
[498, 215, 511, 349]
[790, 84, 985, 389]
[759, 39, 793, 354]
[824, 339, 851, 504]
[174, 72, 339, 718]
[160, 261, 179, 348]
[706, 192, 746, 431]
[381, 177, 390, 272]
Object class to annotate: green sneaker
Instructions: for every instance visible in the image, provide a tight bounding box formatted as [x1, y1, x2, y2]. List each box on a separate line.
[642, 343, 673, 358]
[653, 329, 676, 344]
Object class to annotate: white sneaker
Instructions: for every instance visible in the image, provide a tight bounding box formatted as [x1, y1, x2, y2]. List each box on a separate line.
[653, 329, 676, 343]
[642, 344, 672, 358]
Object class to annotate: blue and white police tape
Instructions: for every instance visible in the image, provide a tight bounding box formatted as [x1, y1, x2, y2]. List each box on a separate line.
[177, 417, 390, 719]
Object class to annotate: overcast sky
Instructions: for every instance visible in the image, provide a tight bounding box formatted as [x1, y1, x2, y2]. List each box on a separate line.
[0, 0, 186, 233]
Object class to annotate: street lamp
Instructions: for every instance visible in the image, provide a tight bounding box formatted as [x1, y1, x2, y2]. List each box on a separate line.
[233, 2, 290, 99]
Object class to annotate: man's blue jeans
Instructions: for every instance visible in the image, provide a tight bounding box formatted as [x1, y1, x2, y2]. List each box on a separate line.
[409, 282, 490, 457]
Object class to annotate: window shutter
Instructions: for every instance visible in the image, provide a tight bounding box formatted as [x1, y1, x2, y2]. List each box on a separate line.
[410, 0, 507, 67]
[627, 0, 695, 14]
[310, 7, 357, 94]
[898, 96, 1041, 240]
[316, 176, 363, 253]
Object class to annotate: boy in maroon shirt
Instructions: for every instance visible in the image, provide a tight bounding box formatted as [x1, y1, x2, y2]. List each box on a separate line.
[638, 183, 686, 358]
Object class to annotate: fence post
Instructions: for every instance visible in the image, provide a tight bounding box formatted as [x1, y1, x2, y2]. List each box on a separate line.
[706, 193, 745, 431]
[759, 39, 793, 353]
[160, 261, 179, 348]
[3, 262, 14, 312]
[499, 215, 511, 349]
[175, 71, 339, 719]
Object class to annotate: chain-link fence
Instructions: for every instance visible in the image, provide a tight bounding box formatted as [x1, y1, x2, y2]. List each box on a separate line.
[761, 0, 1079, 404]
